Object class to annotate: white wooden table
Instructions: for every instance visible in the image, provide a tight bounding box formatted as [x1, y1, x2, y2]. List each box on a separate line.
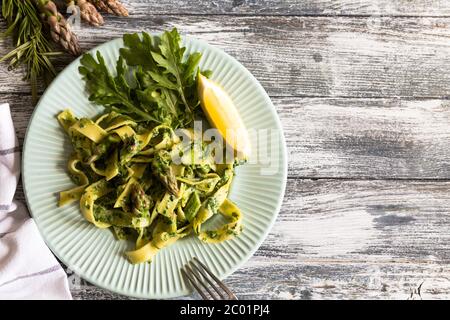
[2, 0, 450, 299]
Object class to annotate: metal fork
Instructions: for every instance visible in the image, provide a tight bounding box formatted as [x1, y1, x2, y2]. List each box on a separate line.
[181, 257, 238, 300]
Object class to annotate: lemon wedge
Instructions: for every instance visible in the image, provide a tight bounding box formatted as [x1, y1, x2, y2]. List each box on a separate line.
[197, 74, 251, 159]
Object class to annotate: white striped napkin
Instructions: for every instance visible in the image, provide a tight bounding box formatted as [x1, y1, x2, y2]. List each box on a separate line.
[0, 103, 72, 300]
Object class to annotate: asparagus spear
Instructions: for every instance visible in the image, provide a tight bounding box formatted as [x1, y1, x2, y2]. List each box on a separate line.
[35, 0, 81, 56]
[88, 0, 129, 16]
[1, 0, 57, 103]
[152, 150, 180, 196]
[130, 183, 152, 217]
[66, 0, 104, 27]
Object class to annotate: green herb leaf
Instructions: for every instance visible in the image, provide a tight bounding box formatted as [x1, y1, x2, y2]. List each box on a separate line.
[119, 33, 158, 71]
[148, 71, 178, 90]
[79, 51, 158, 122]
[151, 28, 192, 113]
[1, 0, 58, 103]
[79, 28, 209, 128]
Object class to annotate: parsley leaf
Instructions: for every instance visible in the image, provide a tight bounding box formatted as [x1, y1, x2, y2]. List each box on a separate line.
[79, 52, 157, 122]
[120, 32, 159, 71]
[79, 28, 209, 128]
[151, 28, 198, 114]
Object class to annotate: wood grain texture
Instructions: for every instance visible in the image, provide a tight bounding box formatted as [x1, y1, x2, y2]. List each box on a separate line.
[6, 93, 450, 179]
[69, 261, 449, 299]
[281, 98, 450, 179]
[1, 16, 450, 98]
[121, 0, 450, 16]
[9, 92, 450, 298]
[66, 179, 450, 299]
[2, 0, 450, 300]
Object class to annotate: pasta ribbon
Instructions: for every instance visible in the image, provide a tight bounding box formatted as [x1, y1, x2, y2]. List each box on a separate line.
[110, 125, 136, 141]
[126, 222, 190, 264]
[198, 198, 243, 243]
[80, 179, 112, 228]
[70, 118, 108, 143]
[139, 125, 179, 155]
[177, 173, 220, 195]
[58, 155, 89, 206]
[89, 161, 106, 176]
[130, 163, 147, 179]
[114, 177, 137, 209]
[125, 241, 160, 264]
[95, 111, 137, 131]
[105, 149, 119, 180]
[57, 109, 78, 133]
[57, 110, 245, 264]
[192, 174, 233, 234]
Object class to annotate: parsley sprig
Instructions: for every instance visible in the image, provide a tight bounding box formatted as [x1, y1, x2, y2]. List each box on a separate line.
[79, 28, 206, 128]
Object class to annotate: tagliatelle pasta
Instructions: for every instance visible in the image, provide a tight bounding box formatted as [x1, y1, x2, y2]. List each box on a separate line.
[57, 109, 243, 264]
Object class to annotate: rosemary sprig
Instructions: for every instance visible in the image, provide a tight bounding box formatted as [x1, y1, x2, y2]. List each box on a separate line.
[1, 0, 60, 103]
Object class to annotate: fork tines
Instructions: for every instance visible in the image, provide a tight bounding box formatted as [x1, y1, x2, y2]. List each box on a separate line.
[181, 257, 237, 300]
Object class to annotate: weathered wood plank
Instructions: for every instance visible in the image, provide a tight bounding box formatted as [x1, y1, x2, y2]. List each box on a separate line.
[227, 259, 449, 300]
[264, 178, 450, 261]
[1, 16, 450, 98]
[6, 93, 450, 179]
[121, 0, 450, 16]
[3, 4, 450, 300]
[69, 260, 450, 300]
[3, 0, 450, 18]
[281, 98, 450, 179]
[67, 179, 450, 299]
[236, 178, 450, 299]
[9, 92, 450, 298]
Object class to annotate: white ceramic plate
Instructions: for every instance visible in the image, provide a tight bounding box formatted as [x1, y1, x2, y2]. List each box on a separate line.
[23, 35, 287, 298]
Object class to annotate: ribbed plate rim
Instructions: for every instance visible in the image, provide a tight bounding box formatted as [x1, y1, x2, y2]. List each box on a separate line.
[22, 34, 288, 299]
